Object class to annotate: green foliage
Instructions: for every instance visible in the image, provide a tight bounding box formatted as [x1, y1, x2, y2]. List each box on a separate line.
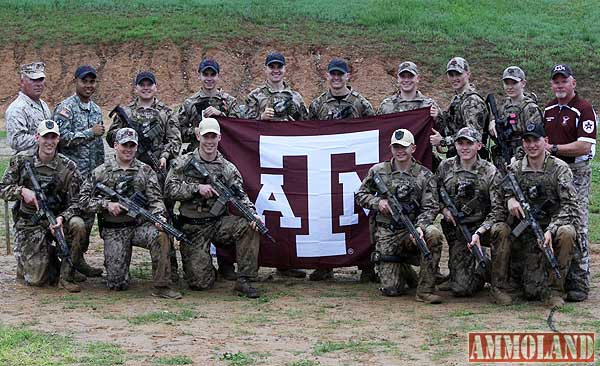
[153, 355, 193, 365]
[312, 339, 396, 356]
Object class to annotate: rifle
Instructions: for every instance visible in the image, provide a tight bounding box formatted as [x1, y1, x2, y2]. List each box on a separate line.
[95, 183, 192, 246]
[331, 105, 354, 120]
[486, 94, 516, 168]
[109, 105, 167, 182]
[186, 158, 276, 243]
[439, 187, 488, 269]
[372, 172, 432, 261]
[23, 161, 72, 265]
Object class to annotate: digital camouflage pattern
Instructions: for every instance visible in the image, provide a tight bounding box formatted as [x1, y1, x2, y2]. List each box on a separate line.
[494, 96, 543, 161]
[53, 94, 105, 178]
[308, 89, 375, 120]
[244, 82, 308, 121]
[6, 92, 51, 153]
[377, 91, 438, 115]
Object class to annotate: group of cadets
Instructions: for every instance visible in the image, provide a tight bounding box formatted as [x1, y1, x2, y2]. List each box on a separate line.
[1, 52, 595, 308]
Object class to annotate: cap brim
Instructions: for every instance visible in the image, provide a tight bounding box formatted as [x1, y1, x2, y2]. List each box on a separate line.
[25, 72, 46, 79]
[390, 141, 412, 147]
[266, 60, 285, 66]
[522, 133, 543, 139]
[456, 136, 478, 142]
[77, 71, 97, 79]
[502, 76, 522, 81]
[39, 130, 59, 137]
[117, 138, 138, 145]
[200, 66, 218, 73]
[446, 67, 464, 74]
[328, 67, 348, 73]
[200, 128, 221, 136]
[398, 69, 418, 76]
[551, 71, 571, 79]
[136, 77, 155, 85]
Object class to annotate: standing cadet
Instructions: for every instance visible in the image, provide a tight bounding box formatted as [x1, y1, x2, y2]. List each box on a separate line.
[244, 52, 308, 121]
[79, 128, 182, 299]
[53, 65, 105, 278]
[436, 127, 512, 304]
[6, 62, 51, 154]
[0, 120, 85, 292]
[164, 118, 262, 298]
[431, 57, 489, 158]
[308, 58, 375, 120]
[543, 64, 596, 302]
[355, 129, 443, 304]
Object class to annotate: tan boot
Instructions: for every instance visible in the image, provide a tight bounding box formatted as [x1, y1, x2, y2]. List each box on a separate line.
[59, 279, 81, 293]
[416, 292, 443, 304]
[152, 287, 182, 300]
[490, 287, 512, 305]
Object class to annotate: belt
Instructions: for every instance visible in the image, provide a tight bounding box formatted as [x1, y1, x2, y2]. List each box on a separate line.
[178, 215, 223, 226]
[103, 221, 136, 229]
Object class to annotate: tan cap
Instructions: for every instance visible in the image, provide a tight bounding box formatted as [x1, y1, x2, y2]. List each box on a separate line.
[115, 128, 138, 145]
[20, 62, 46, 79]
[502, 66, 525, 81]
[37, 120, 60, 137]
[446, 57, 469, 74]
[390, 129, 415, 146]
[398, 61, 418, 76]
[455, 127, 482, 142]
[197, 117, 221, 136]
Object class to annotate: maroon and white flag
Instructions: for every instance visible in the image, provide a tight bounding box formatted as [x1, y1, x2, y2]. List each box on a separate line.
[217, 107, 434, 268]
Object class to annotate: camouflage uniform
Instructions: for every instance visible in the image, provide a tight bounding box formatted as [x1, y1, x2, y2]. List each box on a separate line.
[436, 157, 511, 297]
[308, 88, 375, 120]
[0, 151, 84, 287]
[493, 96, 543, 161]
[377, 91, 438, 115]
[164, 150, 259, 290]
[355, 158, 443, 296]
[79, 156, 172, 290]
[244, 82, 308, 121]
[502, 153, 578, 301]
[5, 92, 51, 153]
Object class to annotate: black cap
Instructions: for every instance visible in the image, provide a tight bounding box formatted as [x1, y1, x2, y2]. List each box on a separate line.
[134, 71, 156, 85]
[522, 123, 546, 138]
[198, 59, 220, 73]
[265, 52, 285, 66]
[327, 58, 349, 74]
[550, 64, 574, 79]
[74, 65, 97, 79]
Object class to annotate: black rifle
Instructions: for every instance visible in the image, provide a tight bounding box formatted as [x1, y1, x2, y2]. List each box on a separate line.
[372, 172, 432, 261]
[95, 183, 192, 246]
[331, 105, 354, 120]
[109, 105, 167, 181]
[187, 159, 276, 243]
[24, 160, 72, 265]
[486, 94, 515, 168]
[439, 187, 488, 269]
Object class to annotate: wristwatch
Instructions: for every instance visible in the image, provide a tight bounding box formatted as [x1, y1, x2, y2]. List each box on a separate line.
[551, 144, 558, 155]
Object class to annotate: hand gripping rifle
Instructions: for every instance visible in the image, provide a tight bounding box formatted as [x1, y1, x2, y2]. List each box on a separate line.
[24, 160, 72, 265]
[187, 158, 276, 243]
[372, 172, 432, 261]
[439, 187, 488, 269]
[95, 183, 191, 246]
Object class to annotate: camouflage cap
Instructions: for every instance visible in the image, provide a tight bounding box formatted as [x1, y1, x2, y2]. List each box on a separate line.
[455, 127, 481, 142]
[115, 128, 138, 145]
[197, 117, 221, 136]
[36, 120, 60, 137]
[502, 66, 525, 81]
[398, 61, 418, 76]
[522, 122, 546, 138]
[446, 57, 469, 74]
[550, 63, 573, 79]
[20, 62, 46, 79]
[390, 129, 415, 147]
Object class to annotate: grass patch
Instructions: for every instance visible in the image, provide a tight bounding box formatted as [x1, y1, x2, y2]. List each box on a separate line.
[312, 339, 395, 356]
[287, 360, 321, 366]
[220, 351, 269, 366]
[128, 309, 197, 325]
[153, 355, 193, 365]
[447, 309, 476, 317]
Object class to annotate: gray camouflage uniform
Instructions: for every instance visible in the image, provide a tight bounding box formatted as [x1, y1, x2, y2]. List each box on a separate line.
[378, 91, 438, 115]
[245, 82, 308, 121]
[494, 96, 543, 161]
[309, 88, 375, 120]
[6, 92, 51, 153]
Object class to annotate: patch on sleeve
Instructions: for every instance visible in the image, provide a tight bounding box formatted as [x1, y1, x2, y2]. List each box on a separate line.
[583, 120, 595, 134]
[58, 109, 70, 119]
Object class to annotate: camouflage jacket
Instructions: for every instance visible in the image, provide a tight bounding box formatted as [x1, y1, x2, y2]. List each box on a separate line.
[165, 150, 256, 219]
[53, 94, 105, 179]
[244, 82, 308, 121]
[377, 90, 438, 115]
[495, 96, 543, 160]
[355, 158, 439, 230]
[0, 150, 81, 223]
[504, 152, 579, 235]
[107, 97, 181, 164]
[308, 88, 375, 120]
[5, 92, 51, 153]
[436, 156, 506, 231]
[79, 155, 165, 223]
[437, 84, 489, 146]
[176, 88, 243, 145]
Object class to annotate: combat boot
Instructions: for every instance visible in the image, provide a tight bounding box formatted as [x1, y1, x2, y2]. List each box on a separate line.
[309, 268, 334, 281]
[415, 292, 443, 304]
[380, 286, 404, 297]
[276, 268, 306, 279]
[152, 287, 182, 300]
[234, 277, 259, 298]
[76, 261, 103, 277]
[59, 279, 81, 293]
[72, 270, 87, 283]
[490, 287, 512, 305]
[566, 290, 587, 302]
[359, 268, 379, 283]
[219, 262, 238, 281]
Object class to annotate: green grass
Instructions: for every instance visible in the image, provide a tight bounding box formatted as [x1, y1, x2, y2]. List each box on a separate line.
[128, 309, 198, 325]
[153, 355, 193, 365]
[220, 351, 269, 366]
[312, 339, 396, 356]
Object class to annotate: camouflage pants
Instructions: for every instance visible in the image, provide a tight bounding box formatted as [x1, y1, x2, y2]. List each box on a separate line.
[71, 213, 95, 266]
[14, 216, 86, 286]
[102, 223, 171, 290]
[179, 216, 259, 289]
[374, 224, 443, 294]
[565, 164, 590, 295]
[442, 221, 511, 297]
[510, 225, 575, 301]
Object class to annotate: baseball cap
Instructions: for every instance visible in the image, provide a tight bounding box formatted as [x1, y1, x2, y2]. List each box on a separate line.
[328, 58, 349, 74]
[265, 52, 286, 66]
[550, 64, 573, 79]
[390, 129, 415, 146]
[198, 59, 220, 73]
[36, 120, 60, 137]
[455, 127, 482, 142]
[398, 61, 418, 76]
[197, 117, 221, 136]
[20, 62, 46, 79]
[75, 65, 97, 79]
[446, 57, 469, 74]
[522, 123, 546, 138]
[502, 66, 525, 82]
[134, 71, 156, 85]
[115, 128, 138, 145]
